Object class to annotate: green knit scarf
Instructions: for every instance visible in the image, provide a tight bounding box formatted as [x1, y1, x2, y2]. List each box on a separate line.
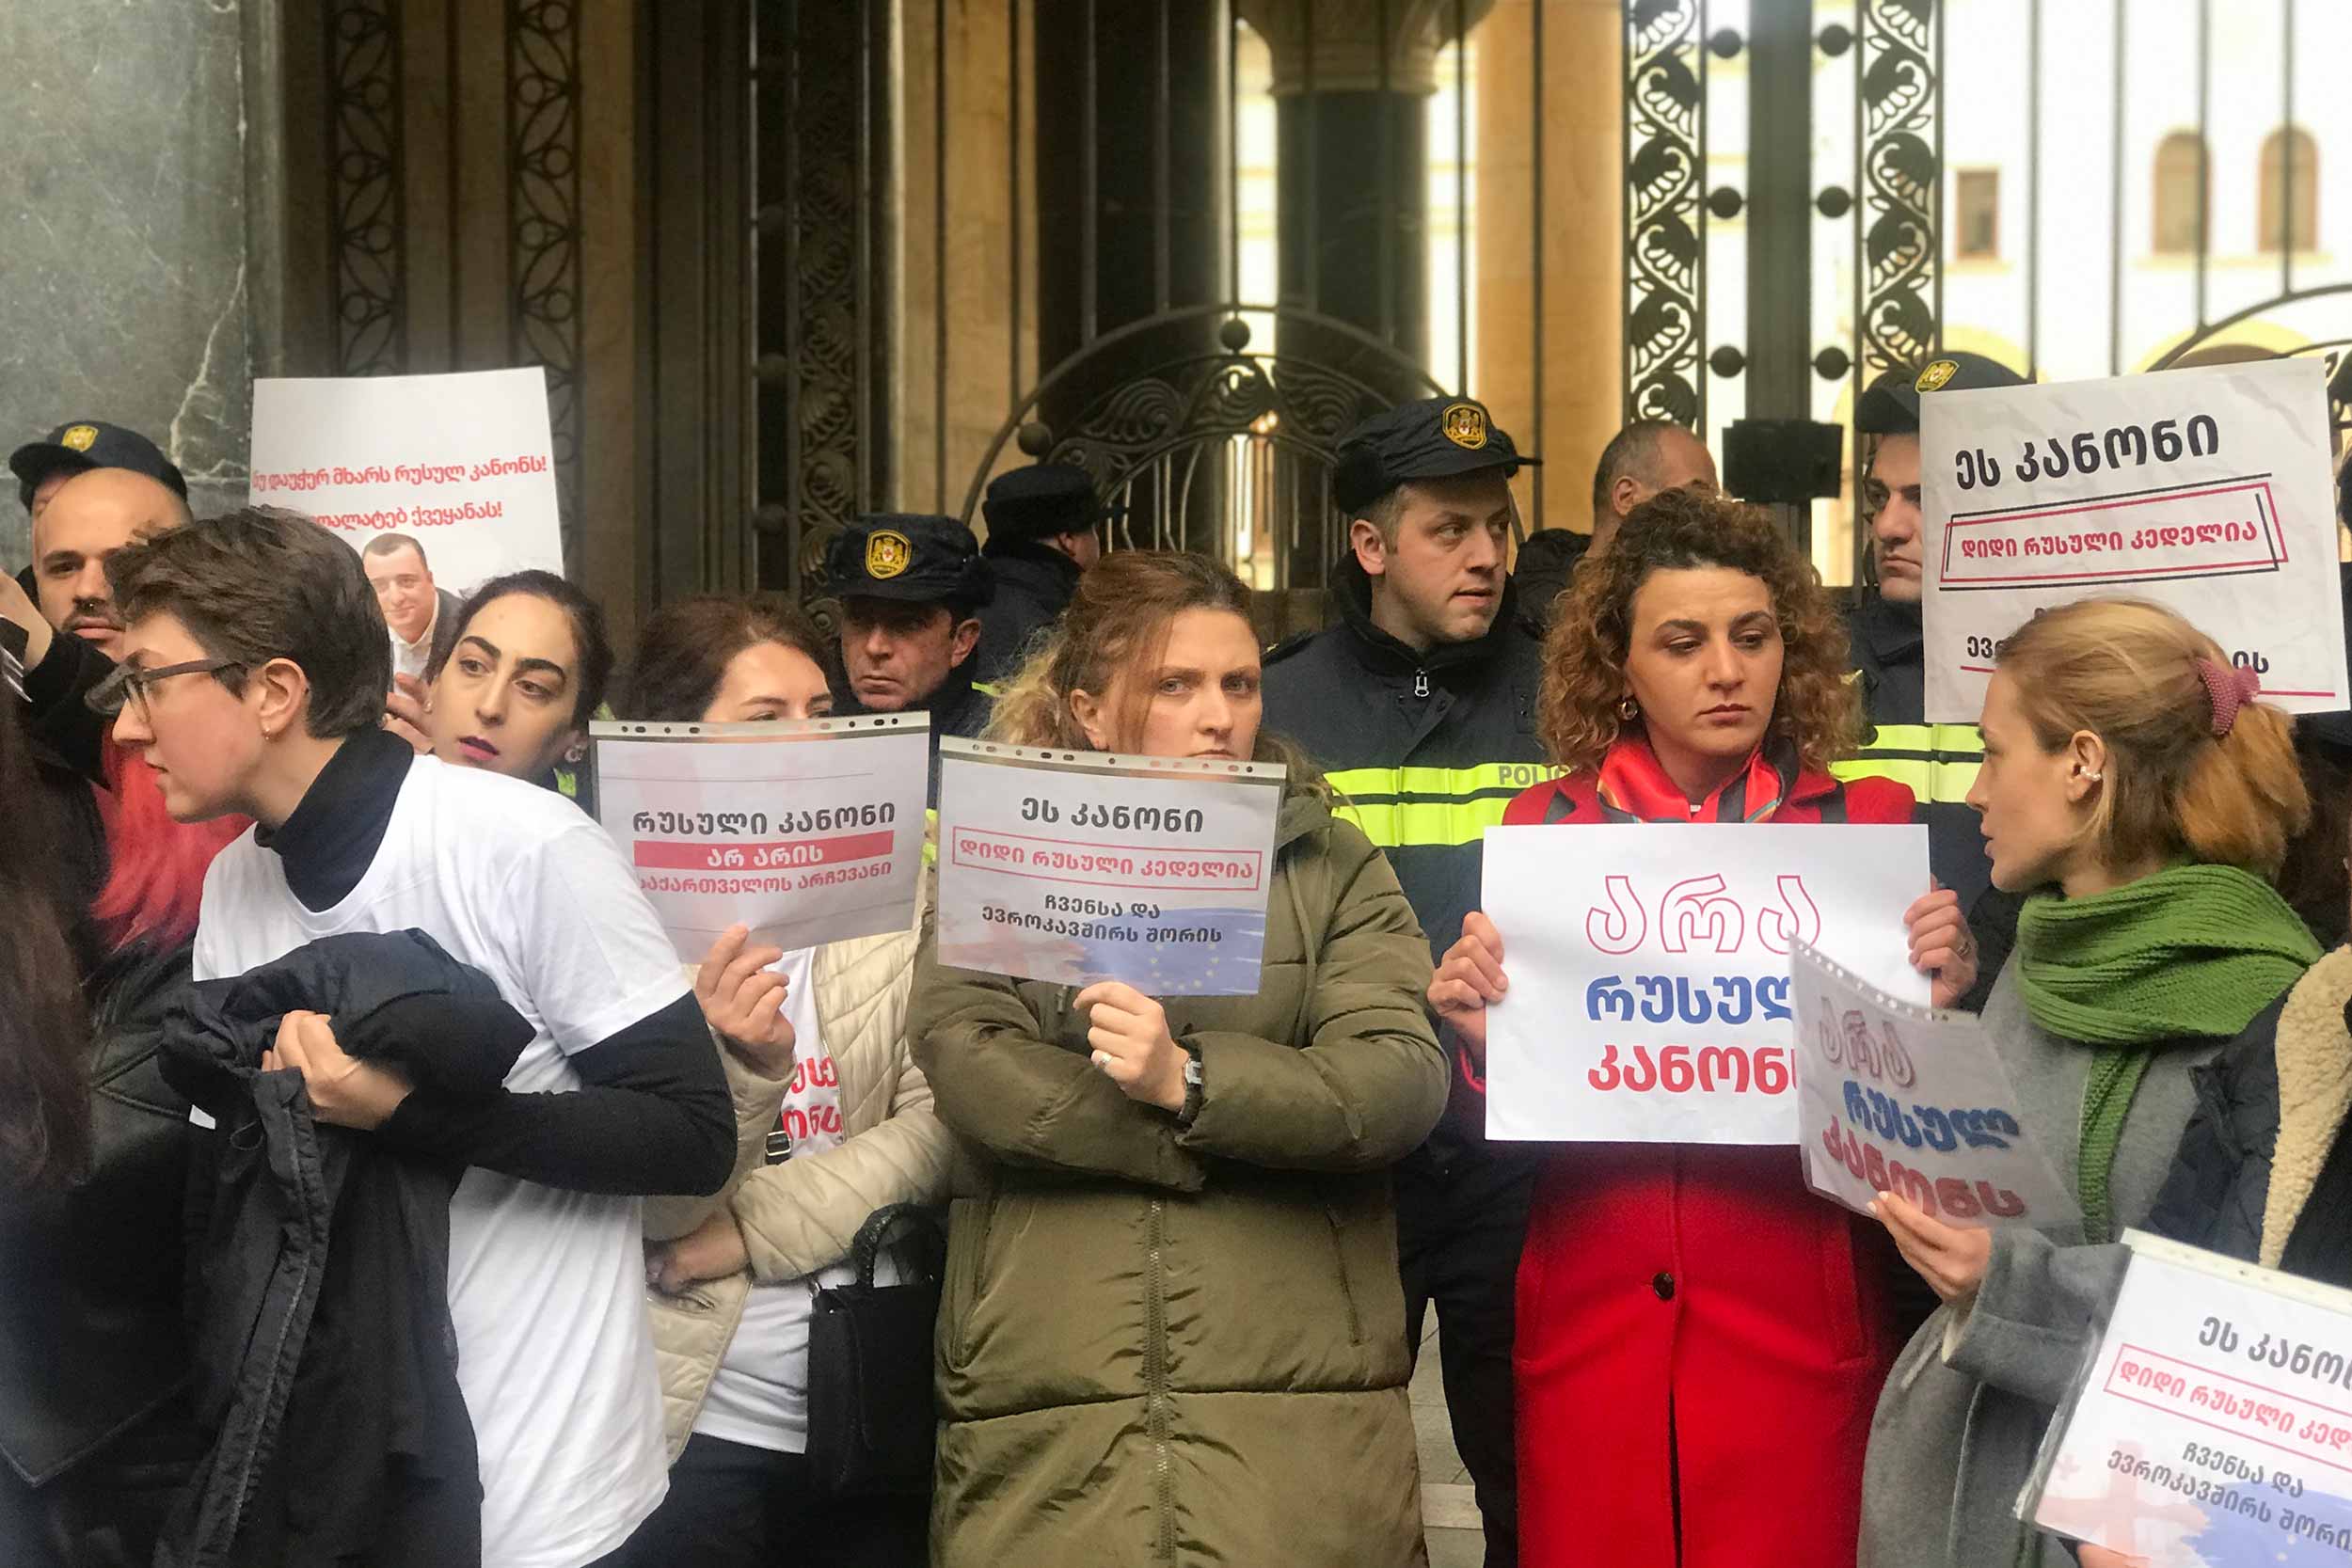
[2016, 863, 2321, 1243]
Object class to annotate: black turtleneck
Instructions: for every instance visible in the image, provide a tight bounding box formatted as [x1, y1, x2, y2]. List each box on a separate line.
[258, 726, 414, 911]
[262, 730, 732, 1196]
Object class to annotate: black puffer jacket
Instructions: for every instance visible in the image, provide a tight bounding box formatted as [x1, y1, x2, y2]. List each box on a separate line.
[160, 930, 533, 1568]
[971, 540, 1080, 686]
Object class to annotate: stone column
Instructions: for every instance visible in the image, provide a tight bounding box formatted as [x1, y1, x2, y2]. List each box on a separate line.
[1237, 0, 1494, 365]
[0, 0, 259, 560]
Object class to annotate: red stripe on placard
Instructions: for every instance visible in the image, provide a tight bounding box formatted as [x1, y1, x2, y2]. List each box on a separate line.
[634, 831, 895, 871]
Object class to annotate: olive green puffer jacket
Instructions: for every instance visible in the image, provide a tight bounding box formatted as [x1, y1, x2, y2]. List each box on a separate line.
[910, 793, 1447, 1568]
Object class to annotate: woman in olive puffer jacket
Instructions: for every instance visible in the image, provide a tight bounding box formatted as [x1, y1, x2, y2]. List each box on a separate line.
[911, 554, 1449, 1568]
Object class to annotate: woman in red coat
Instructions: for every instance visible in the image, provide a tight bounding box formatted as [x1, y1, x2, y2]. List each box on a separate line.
[1430, 489, 1977, 1568]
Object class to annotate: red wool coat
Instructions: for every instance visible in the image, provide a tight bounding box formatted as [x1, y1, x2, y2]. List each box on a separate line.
[1495, 739, 1918, 1568]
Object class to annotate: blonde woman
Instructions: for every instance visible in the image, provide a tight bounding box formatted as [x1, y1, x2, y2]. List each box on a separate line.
[912, 552, 1448, 1568]
[1859, 598, 2320, 1568]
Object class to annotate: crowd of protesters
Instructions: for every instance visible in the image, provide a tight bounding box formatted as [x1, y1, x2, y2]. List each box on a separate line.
[6, 364, 2352, 1568]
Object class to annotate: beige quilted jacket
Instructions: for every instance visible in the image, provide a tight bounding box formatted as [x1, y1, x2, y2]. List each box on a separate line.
[643, 908, 956, 1459]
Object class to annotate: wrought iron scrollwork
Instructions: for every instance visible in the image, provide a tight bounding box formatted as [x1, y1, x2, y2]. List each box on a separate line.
[1854, 0, 1939, 386]
[1624, 0, 1706, 431]
[510, 0, 582, 557]
[326, 0, 405, 376]
[791, 3, 871, 610]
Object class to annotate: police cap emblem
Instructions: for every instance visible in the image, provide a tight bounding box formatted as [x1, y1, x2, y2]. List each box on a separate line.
[1440, 402, 1489, 451]
[60, 424, 99, 452]
[865, 528, 912, 579]
[1914, 359, 1960, 394]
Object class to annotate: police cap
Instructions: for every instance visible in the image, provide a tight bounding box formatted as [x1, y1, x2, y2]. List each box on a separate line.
[1856, 353, 2029, 436]
[1332, 395, 1538, 514]
[10, 419, 189, 511]
[982, 463, 1101, 544]
[827, 514, 993, 608]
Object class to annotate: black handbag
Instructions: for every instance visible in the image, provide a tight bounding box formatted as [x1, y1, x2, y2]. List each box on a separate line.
[804, 1202, 948, 1497]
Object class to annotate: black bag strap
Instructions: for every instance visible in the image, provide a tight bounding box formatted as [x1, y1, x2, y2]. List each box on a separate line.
[849, 1203, 946, 1289]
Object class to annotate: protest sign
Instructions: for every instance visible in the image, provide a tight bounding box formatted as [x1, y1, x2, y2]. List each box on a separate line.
[1479, 824, 1929, 1143]
[249, 368, 565, 593]
[933, 737, 1284, 995]
[1790, 939, 2077, 1230]
[591, 714, 930, 961]
[2028, 1231, 2352, 1565]
[1921, 357, 2347, 722]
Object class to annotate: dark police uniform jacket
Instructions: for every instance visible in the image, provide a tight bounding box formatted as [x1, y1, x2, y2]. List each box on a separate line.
[1836, 592, 1994, 916]
[1262, 557, 1560, 1168]
[972, 542, 1081, 688]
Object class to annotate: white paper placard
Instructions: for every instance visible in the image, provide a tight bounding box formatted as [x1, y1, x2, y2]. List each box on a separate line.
[2028, 1231, 2352, 1565]
[933, 737, 1285, 995]
[1791, 939, 2077, 1230]
[249, 368, 566, 594]
[1921, 358, 2347, 722]
[1480, 824, 1930, 1144]
[591, 715, 930, 961]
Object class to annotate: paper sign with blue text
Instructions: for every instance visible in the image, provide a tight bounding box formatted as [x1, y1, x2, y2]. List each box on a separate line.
[1791, 939, 2078, 1231]
[1921, 358, 2346, 722]
[2028, 1231, 2352, 1566]
[1480, 824, 1930, 1143]
[934, 737, 1285, 996]
[592, 714, 930, 961]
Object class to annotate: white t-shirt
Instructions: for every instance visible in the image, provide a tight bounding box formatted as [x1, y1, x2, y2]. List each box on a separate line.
[194, 755, 688, 1568]
[389, 599, 441, 682]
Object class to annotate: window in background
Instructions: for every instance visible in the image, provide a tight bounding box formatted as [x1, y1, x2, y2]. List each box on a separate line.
[2153, 131, 2208, 256]
[2260, 127, 2319, 253]
[1955, 168, 1999, 261]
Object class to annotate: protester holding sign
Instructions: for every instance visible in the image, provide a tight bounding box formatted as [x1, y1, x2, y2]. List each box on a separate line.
[609, 594, 949, 1567]
[383, 567, 613, 790]
[1428, 488, 1965, 1568]
[909, 552, 1447, 1568]
[1857, 598, 2321, 1568]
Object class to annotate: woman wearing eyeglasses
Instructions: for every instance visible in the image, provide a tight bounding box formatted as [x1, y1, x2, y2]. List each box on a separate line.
[100, 509, 736, 1568]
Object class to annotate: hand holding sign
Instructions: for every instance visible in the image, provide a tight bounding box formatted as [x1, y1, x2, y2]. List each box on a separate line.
[1074, 981, 1187, 1113]
[1905, 883, 1977, 1007]
[1429, 911, 1507, 1062]
[1872, 1188, 1995, 1303]
[695, 924, 795, 1076]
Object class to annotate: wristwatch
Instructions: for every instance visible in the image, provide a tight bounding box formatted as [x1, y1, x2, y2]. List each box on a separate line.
[1177, 1044, 1205, 1128]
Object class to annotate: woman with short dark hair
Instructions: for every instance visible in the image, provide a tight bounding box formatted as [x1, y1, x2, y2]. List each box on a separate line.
[103, 507, 735, 1568]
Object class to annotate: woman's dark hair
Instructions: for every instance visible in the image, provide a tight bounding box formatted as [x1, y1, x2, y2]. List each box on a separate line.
[622, 594, 836, 721]
[0, 699, 93, 1188]
[106, 507, 391, 738]
[1540, 487, 1857, 774]
[428, 569, 614, 728]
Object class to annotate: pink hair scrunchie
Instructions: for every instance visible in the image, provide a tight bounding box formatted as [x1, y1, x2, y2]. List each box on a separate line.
[2196, 657, 2265, 738]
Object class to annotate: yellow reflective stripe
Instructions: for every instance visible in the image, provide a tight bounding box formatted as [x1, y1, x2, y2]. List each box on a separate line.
[924, 808, 938, 866]
[1335, 795, 1517, 849]
[971, 682, 1002, 698]
[1832, 756, 1931, 795]
[1865, 722, 1932, 750]
[1326, 762, 1568, 800]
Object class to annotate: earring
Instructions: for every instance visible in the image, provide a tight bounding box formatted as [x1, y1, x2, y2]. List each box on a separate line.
[2074, 766, 2103, 783]
[1617, 696, 1640, 721]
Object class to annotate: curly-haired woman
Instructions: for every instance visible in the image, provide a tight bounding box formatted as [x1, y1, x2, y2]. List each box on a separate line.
[1429, 489, 1969, 1568]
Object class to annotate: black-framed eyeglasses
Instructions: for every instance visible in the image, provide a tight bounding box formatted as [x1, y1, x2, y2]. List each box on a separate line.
[85, 657, 246, 719]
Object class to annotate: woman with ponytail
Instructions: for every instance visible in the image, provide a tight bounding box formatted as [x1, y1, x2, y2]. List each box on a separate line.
[1859, 598, 2320, 1568]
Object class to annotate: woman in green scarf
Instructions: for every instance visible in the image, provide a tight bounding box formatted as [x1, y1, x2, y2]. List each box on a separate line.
[1857, 598, 2319, 1568]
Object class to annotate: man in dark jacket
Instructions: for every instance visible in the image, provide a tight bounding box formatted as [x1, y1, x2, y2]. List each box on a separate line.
[1837, 353, 2028, 999]
[1262, 393, 1550, 1566]
[972, 463, 1102, 687]
[827, 515, 994, 800]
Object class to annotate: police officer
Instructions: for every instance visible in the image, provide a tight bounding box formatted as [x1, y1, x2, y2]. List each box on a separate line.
[972, 462, 1103, 686]
[1838, 352, 2028, 996]
[826, 514, 994, 794]
[10, 419, 188, 524]
[1263, 394, 1547, 1567]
